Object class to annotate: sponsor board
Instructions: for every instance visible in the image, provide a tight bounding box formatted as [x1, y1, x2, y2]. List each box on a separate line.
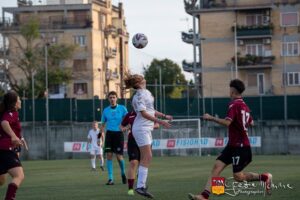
[64, 137, 261, 152]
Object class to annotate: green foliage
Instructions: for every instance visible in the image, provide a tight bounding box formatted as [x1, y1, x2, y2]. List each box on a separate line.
[143, 58, 187, 98]
[7, 18, 75, 98]
[20, 18, 40, 45]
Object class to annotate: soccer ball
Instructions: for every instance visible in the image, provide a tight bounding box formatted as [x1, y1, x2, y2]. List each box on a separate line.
[132, 33, 148, 49]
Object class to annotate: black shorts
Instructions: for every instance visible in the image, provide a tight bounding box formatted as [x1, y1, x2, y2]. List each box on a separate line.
[127, 136, 140, 162]
[0, 150, 22, 175]
[104, 131, 124, 155]
[217, 145, 252, 173]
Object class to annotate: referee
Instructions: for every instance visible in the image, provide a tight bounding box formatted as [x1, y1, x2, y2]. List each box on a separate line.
[100, 91, 128, 185]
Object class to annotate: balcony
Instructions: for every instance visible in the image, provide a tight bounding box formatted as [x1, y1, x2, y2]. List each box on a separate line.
[235, 54, 275, 69]
[105, 48, 117, 59]
[104, 25, 118, 38]
[184, 0, 300, 14]
[0, 17, 93, 31]
[105, 70, 119, 81]
[181, 31, 201, 45]
[182, 60, 201, 72]
[233, 24, 273, 38]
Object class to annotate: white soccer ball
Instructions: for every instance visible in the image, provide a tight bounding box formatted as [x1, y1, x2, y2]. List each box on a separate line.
[132, 33, 148, 49]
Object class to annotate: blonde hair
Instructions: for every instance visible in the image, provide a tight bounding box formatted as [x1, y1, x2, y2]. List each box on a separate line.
[124, 74, 144, 89]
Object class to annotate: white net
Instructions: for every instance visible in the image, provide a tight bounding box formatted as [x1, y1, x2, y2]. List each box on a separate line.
[152, 118, 202, 156]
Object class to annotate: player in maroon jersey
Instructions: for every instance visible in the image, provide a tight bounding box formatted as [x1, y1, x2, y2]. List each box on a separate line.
[0, 91, 26, 200]
[120, 110, 138, 195]
[188, 79, 272, 200]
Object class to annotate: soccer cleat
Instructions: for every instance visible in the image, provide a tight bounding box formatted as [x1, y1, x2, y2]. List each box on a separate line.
[188, 193, 207, 200]
[106, 179, 114, 185]
[91, 168, 96, 171]
[264, 173, 273, 195]
[100, 166, 105, 171]
[135, 187, 154, 199]
[122, 174, 127, 184]
[127, 189, 134, 196]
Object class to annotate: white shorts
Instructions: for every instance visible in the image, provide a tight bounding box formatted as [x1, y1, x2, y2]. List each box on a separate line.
[90, 148, 103, 156]
[132, 129, 152, 147]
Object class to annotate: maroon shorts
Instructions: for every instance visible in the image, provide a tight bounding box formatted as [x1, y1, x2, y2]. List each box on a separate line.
[0, 150, 22, 175]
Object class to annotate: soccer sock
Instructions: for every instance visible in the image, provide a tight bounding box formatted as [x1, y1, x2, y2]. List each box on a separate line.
[118, 159, 126, 175]
[201, 189, 211, 199]
[128, 179, 135, 190]
[5, 183, 18, 200]
[99, 157, 104, 167]
[260, 174, 268, 182]
[137, 165, 148, 188]
[91, 158, 96, 168]
[107, 160, 113, 180]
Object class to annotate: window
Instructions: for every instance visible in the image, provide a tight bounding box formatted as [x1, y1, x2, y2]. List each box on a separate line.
[49, 84, 60, 94]
[287, 72, 300, 86]
[248, 74, 258, 87]
[73, 59, 87, 72]
[99, 14, 106, 31]
[74, 83, 88, 95]
[248, 73, 265, 94]
[246, 44, 263, 56]
[281, 12, 298, 26]
[246, 14, 263, 26]
[73, 35, 86, 46]
[282, 42, 299, 56]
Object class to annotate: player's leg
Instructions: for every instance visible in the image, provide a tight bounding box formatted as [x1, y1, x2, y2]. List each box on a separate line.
[188, 160, 227, 200]
[232, 147, 272, 195]
[127, 136, 140, 195]
[105, 131, 114, 185]
[5, 166, 24, 200]
[115, 132, 126, 184]
[0, 174, 6, 186]
[98, 148, 104, 171]
[135, 144, 153, 198]
[188, 146, 232, 200]
[90, 150, 96, 170]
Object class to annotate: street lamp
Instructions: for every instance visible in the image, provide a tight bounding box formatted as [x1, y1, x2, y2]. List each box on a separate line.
[233, 22, 238, 79]
[45, 42, 50, 160]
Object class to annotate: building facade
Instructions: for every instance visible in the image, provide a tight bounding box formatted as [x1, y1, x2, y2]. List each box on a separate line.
[183, 0, 300, 97]
[0, 0, 129, 99]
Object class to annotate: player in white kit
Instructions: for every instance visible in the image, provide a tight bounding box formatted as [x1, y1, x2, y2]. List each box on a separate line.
[124, 74, 172, 199]
[87, 121, 104, 171]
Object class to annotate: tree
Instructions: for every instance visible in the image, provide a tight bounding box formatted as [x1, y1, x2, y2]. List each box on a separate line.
[5, 18, 75, 98]
[143, 58, 187, 98]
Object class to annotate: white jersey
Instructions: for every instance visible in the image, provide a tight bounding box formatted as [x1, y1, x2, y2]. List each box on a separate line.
[87, 128, 101, 150]
[132, 88, 155, 131]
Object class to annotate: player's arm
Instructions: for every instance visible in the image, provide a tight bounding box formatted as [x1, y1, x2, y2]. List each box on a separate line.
[140, 110, 171, 128]
[155, 111, 173, 121]
[202, 113, 232, 127]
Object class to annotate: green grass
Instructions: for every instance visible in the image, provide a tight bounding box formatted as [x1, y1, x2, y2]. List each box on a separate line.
[1, 155, 300, 200]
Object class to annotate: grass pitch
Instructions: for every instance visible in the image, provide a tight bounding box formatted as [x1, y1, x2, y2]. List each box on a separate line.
[0, 155, 299, 200]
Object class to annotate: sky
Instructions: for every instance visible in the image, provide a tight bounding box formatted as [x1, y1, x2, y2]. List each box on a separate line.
[0, 0, 194, 80]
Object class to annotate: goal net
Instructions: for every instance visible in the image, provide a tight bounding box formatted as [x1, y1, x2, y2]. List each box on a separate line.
[151, 118, 202, 157]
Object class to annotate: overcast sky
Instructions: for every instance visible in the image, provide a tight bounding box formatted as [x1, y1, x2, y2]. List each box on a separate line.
[0, 0, 194, 80]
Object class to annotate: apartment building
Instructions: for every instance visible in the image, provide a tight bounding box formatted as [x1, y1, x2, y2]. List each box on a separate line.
[183, 0, 300, 97]
[0, 0, 129, 99]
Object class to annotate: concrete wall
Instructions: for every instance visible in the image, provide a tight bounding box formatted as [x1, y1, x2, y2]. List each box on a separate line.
[19, 120, 300, 160]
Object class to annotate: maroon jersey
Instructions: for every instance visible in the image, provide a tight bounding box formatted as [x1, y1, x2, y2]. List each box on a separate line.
[225, 98, 253, 147]
[121, 111, 137, 139]
[0, 111, 22, 150]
